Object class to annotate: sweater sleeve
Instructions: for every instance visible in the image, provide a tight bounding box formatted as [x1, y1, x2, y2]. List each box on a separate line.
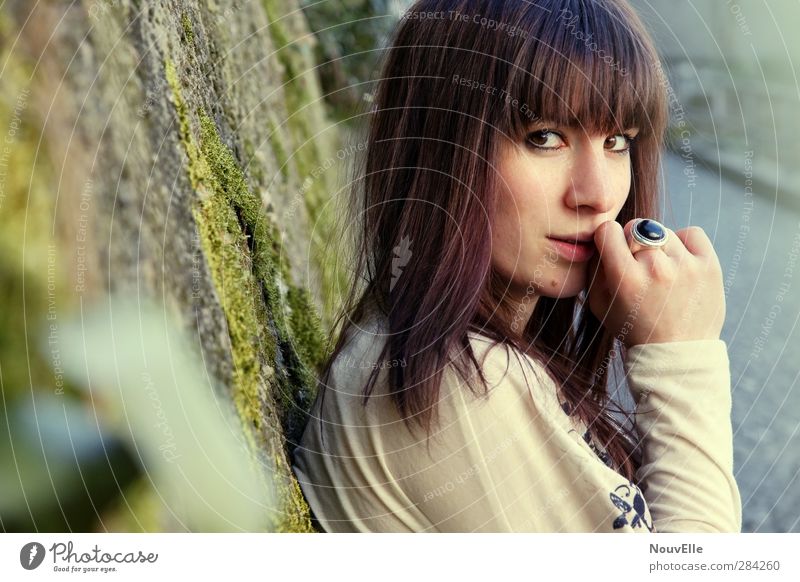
[623, 339, 742, 532]
[391, 336, 660, 532]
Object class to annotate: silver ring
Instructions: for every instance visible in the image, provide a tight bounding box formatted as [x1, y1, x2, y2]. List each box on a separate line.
[631, 218, 668, 248]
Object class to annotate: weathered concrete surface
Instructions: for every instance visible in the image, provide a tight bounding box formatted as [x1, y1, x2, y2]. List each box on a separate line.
[0, 0, 343, 531]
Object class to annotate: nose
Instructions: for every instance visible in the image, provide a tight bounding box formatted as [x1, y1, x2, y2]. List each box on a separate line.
[565, 139, 616, 213]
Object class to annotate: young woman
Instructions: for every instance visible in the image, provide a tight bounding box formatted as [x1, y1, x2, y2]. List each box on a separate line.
[292, 0, 742, 532]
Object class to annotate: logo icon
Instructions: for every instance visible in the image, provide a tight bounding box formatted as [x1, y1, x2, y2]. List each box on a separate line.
[20, 542, 46, 570]
[390, 235, 412, 291]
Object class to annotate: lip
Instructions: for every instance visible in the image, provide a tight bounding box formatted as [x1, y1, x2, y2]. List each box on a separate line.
[550, 232, 596, 243]
[547, 237, 596, 262]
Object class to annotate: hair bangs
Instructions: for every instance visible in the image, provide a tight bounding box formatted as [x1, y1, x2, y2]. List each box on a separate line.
[501, 0, 666, 142]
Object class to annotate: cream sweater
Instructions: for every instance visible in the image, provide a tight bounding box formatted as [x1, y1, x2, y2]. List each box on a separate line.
[292, 315, 742, 532]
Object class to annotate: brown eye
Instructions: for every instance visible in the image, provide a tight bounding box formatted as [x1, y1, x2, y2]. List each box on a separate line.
[525, 130, 565, 150]
[605, 134, 635, 154]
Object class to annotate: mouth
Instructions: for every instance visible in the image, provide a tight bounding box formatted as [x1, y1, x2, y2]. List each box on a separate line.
[547, 236, 596, 262]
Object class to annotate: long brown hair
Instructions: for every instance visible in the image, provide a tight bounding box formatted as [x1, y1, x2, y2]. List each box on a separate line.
[317, 0, 668, 484]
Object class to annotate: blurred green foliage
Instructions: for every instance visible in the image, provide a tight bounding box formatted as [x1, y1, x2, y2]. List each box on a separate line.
[0, 16, 141, 531]
[301, 0, 398, 123]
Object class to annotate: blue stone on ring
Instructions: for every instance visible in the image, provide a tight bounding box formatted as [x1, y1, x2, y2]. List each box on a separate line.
[632, 219, 667, 247]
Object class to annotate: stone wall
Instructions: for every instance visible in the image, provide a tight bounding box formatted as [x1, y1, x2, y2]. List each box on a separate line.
[0, 0, 347, 532]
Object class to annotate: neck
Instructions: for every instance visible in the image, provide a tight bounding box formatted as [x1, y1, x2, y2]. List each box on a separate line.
[496, 285, 540, 341]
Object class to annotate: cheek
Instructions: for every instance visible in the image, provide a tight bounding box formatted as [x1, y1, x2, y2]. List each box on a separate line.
[490, 147, 567, 275]
[491, 185, 550, 276]
[492, 171, 536, 252]
[495, 157, 554, 229]
[491, 205, 521, 272]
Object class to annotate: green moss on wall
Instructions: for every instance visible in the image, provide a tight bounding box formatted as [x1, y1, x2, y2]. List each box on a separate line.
[180, 11, 195, 49]
[166, 56, 323, 532]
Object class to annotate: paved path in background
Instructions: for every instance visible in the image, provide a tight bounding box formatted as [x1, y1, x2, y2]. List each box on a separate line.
[664, 152, 800, 532]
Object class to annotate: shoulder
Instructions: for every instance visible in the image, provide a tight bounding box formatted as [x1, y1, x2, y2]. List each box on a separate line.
[327, 311, 391, 396]
[441, 330, 564, 418]
[466, 331, 557, 390]
[328, 316, 564, 418]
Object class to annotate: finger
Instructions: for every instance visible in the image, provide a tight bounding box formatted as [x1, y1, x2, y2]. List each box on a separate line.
[623, 219, 684, 259]
[674, 226, 715, 258]
[629, 245, 677, 281]
[593, 220, 637, 285]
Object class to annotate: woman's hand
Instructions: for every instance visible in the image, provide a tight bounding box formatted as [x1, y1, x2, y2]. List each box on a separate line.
[586, 219, 726, 347]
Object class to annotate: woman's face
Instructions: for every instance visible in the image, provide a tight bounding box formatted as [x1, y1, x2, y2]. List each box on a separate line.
[491, 121, 639, 308]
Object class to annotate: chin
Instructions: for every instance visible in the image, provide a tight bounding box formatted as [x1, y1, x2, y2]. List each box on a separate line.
[537, 268, 588, 299]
